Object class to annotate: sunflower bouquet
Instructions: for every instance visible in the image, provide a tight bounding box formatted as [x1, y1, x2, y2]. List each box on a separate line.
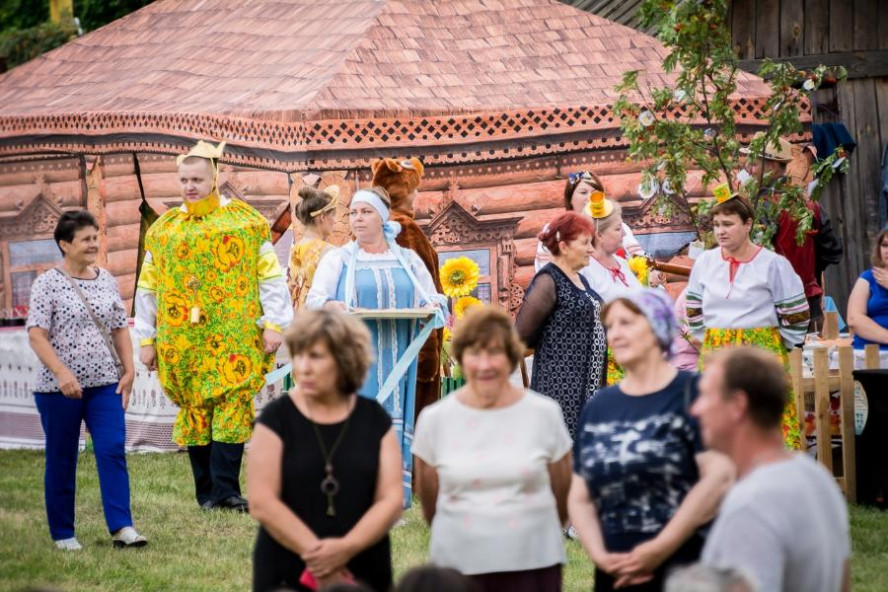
[628, 255, 650, 287]
[439, 257, 482, 379]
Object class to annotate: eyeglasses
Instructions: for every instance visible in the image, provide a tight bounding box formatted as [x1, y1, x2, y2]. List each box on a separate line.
[568, 171, 595, 185]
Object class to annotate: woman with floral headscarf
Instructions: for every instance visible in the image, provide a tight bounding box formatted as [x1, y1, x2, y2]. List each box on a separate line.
[307, 187, 447, 505]
[569, 289, 734, 592]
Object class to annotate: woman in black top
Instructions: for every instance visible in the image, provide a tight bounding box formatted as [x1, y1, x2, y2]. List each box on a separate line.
[247, 310, 403, 592]
[516, 211, 607, 438]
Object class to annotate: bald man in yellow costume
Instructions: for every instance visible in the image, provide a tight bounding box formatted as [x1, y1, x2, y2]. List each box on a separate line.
[135, 141, 292, 512]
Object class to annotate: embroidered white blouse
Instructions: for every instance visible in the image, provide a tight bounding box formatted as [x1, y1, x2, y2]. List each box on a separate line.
[685, 247, 810, 349]
[579, 255, 643, 303]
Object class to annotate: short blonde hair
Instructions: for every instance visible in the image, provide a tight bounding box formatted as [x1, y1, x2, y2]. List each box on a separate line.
[593, 201, 623, 236]
[283, 310, 373, 395]
[451, 305, 525, 372]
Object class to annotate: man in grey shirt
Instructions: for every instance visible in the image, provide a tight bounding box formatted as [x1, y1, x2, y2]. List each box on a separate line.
[691, 347, 850, 592]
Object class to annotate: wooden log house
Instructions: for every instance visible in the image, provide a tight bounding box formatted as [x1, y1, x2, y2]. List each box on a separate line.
[0, 0, 792, 316]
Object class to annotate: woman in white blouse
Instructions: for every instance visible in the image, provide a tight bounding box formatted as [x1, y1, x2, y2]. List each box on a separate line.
[685, 194, 809, 450]
[581, 196, 644, 303]
[306, 186, 446, 506]
[413, 305, 572, 592]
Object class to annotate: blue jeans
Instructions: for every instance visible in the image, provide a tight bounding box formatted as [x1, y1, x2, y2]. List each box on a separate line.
[34, 383, 133, 540]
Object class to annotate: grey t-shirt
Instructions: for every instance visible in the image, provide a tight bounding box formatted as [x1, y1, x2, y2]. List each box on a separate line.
[27, 267, 128, 392]
[702, 453, 849, 592]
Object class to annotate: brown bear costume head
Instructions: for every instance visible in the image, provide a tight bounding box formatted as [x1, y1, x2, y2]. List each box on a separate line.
[370, 157, 424, 215]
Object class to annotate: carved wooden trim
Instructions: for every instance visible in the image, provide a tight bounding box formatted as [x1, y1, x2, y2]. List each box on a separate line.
[0, 192, 65, 238]
[423, 200, 520, 312]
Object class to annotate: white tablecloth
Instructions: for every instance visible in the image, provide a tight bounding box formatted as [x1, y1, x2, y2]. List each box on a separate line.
[0, 327, 286, 452]
[801, 345, 888, 377]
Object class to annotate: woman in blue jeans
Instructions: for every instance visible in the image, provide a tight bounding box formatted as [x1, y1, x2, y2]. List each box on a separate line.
[27, 210, 147, 550]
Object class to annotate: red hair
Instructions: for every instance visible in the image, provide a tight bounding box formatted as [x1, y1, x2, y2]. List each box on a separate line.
[538, 211, 596, 255]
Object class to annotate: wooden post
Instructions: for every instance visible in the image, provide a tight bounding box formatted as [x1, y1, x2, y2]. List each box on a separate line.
[838, 346, 856, 503]
[813, 347, 832, 472]
[85, 156, 107, 266]
[821, 311, 839, 340]
[788, 348, 805, 437]
[865, 344, 881, 369]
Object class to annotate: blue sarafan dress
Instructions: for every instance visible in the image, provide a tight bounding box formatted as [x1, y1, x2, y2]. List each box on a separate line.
[307, 243, 446, 505]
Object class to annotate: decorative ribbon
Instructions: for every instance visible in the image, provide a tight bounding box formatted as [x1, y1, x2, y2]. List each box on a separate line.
[609, 265, 629, 286]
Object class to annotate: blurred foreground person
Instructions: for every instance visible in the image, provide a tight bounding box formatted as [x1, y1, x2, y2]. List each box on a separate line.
[28, 210, 146, 550]
[569, 290, 733, 591]
[413, 305, 572, 592]
[693, 347, 850, 592]
[248, 310, 402, 591]
[395, 565, 478, 592]
[664, 564, 754, 592]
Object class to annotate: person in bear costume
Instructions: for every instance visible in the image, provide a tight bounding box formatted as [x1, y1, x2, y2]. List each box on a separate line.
[371, 157, 443, 421]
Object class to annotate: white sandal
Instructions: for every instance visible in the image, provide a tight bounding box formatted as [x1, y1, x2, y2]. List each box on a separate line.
[112, 526, 148, 548]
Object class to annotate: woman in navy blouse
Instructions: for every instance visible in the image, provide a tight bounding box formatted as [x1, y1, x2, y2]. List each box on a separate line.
[567, 289, 734, 591]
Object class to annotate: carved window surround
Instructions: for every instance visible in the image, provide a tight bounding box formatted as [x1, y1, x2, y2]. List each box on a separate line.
[422, 200, 522, 315]
[0, 193, 66, 311]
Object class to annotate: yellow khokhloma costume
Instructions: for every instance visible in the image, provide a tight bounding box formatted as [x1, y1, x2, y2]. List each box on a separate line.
[135, 141, 292, 446]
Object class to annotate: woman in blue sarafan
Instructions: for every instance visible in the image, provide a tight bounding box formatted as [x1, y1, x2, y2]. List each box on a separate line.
[307, 186, 446, 505]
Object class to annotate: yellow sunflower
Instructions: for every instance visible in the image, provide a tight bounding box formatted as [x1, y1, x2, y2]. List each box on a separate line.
[454, 296, 482, 319]
[627, 256, 649, 286]
[439, 257, 480, 298]
[443, 327, 452, 343]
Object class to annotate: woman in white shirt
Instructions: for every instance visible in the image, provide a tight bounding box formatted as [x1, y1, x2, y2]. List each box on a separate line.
[685, 194, 809, 450]
[413, 305, 572, 592]
[581, 195, 644, 303]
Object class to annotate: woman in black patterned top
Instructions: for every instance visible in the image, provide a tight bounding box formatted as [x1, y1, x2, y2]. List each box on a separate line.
[516, 211, 607, 438]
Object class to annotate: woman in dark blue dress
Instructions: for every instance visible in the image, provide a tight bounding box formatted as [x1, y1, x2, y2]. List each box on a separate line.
[516, 211, 607, 438]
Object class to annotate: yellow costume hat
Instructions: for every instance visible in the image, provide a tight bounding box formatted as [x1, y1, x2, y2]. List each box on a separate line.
[176, 140, 226, 166]
[739, 132, 794, 163]
[583, 190, 615, 219]
[712, 182, 737, 204]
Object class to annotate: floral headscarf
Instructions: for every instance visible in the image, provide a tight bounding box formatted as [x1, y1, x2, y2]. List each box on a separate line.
[621, 289, 678, 355]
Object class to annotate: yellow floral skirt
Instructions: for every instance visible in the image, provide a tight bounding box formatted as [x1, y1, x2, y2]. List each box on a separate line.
[700, 327, 802, 451]
[606, 349, 625, 386]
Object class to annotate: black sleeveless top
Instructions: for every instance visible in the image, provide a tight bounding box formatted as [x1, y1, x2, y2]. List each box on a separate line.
[252, 395, 392, 592]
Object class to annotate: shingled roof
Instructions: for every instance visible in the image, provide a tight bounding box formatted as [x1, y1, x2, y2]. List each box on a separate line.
[0, 0, 783, 171]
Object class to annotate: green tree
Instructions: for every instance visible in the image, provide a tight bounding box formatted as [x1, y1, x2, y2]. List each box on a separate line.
[0, 0, 154, 70]
[76, 0, 154, 33]
[614, 0, 847, 247]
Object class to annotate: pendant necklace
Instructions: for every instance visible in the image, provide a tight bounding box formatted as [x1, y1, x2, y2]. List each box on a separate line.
[304, 395, 353, 517]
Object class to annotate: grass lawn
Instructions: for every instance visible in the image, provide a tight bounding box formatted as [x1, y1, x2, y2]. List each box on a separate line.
[1, 449, 886, 591]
